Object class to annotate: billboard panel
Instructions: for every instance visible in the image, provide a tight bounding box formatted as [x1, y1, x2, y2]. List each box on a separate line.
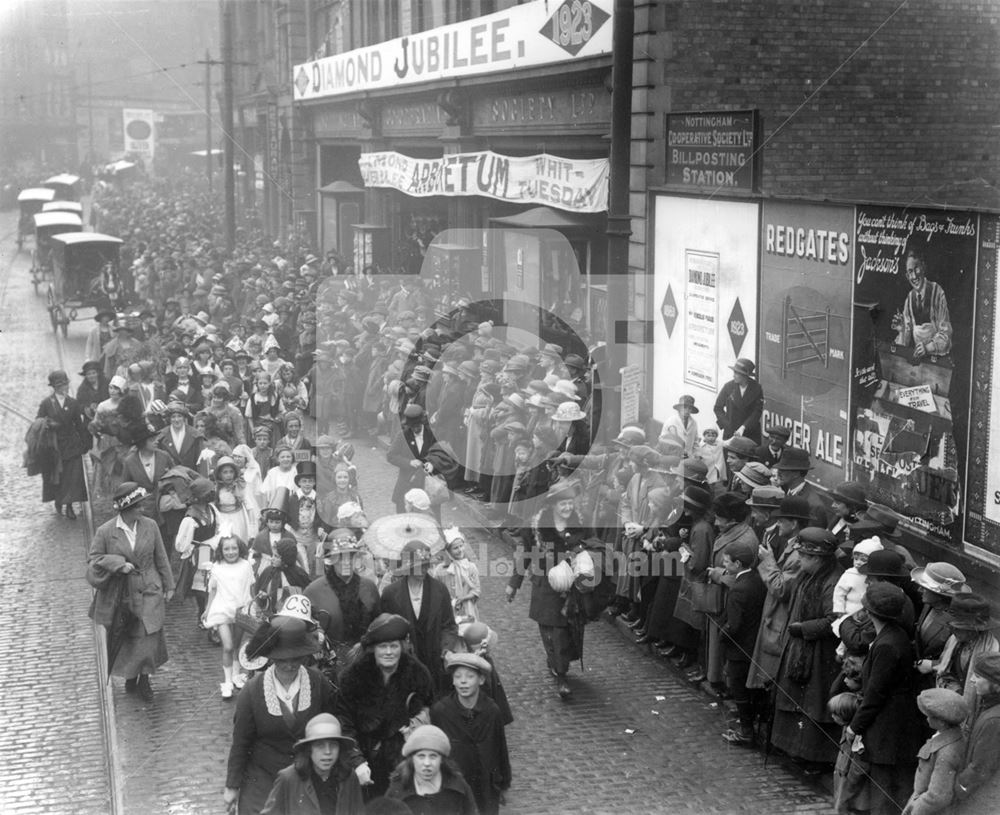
[652, 195, 759, 426]
[759, 202, 854, 489]
[849, 206, 978, 545]
[964, 215, 999, 562]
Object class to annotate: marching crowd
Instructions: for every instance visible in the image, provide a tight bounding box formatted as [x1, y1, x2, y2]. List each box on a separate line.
[23, 173, 1000, 815]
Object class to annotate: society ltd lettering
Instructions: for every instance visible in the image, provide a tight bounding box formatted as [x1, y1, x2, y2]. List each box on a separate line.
[765, 224, 850, 264]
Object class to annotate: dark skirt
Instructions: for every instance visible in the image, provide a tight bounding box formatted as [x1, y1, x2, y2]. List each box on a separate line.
[538, 623, 580, 676]
[41, 455, 87, 504]
[769, 707, 840, 764]
[111, 626, 168, 679]
[646, 577, 682, 641]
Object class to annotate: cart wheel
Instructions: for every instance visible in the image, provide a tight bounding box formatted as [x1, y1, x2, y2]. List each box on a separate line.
[69, 308, 78, 321]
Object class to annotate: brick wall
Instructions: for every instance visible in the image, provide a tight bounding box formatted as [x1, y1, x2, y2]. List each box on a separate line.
[646, 0, 1000, 211]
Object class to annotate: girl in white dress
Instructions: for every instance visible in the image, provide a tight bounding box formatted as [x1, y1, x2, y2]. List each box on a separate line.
[203, 533, 255, 699]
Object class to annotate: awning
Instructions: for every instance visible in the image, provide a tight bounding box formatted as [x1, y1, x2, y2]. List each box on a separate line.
[51, 232, 123, 246]
[489, 206, 604, 230]
[105, 160, 136, 174]
[33, 212, 83, 229]
[319, 180, 363, 195]
[17, 188, 56, 203]
[44, 173, 81, 186]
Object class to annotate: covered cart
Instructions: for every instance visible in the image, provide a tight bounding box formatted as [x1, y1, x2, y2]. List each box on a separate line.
[41, 173, 82, 202]
[32, 211, 84, 293]
[15, 187, 56, 250]
[47, 232, 124, 337]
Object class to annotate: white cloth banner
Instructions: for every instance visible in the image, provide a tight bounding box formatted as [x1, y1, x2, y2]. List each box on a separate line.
[358, 150, 609, 213]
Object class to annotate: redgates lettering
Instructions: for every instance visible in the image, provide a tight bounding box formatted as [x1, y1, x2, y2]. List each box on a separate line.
[764, 223, 850, 264]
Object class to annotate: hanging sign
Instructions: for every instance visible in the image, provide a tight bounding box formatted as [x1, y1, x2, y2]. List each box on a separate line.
[358, 150, 609, 213]
[293, 0, 613, 101]
[122, 108, 155, 159]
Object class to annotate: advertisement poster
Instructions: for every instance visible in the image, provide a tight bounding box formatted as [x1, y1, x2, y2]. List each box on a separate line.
[850, 206, 978, 544]
[759, 202, 854, 489]
[122, 108, 154, 159]
[964, 215, 999, 562]
[651, 195, 759, 423]
[684, 250, 720, 390]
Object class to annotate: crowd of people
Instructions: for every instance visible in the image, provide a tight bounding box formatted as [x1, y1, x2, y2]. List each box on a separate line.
[22, 171, 999, 815]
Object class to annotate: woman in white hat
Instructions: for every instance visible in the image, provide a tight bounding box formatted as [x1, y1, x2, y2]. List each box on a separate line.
[384, 725, 477, 815]
[259, 713, 363, 815]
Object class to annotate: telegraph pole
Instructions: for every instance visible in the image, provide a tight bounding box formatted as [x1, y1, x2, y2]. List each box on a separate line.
[86, 61, 94, 162]
[221, 0, 235, 253]
[197, 50, 218, 194]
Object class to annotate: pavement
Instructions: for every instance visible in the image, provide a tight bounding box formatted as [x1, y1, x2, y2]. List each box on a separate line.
[0, 202, 834, 814]
[0, 209, 115, 814]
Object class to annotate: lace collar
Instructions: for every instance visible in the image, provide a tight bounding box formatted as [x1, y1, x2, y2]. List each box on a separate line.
[262, 664, 312, 716]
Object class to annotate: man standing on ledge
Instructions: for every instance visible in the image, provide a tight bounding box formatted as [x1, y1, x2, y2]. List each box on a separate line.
[714, 358, 764, 444]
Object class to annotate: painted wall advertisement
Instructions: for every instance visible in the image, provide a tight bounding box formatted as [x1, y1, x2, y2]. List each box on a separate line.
[759, 202, 854, 490]
[651, 195, 759, 423]
[964, 215, 999, 562]
[849, 206, 977, 545]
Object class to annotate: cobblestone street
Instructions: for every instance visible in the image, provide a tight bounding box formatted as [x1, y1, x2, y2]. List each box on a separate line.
[1, 201, 832, 813]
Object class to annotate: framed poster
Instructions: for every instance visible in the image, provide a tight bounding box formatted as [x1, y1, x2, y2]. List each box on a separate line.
[684, 250, 720, 390]
[758, 202, 853, 489]
[849, 206, 978, 545]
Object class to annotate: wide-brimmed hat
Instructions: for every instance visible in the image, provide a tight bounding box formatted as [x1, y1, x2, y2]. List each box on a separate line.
[773, 496, 811, 522]
[553, 401, 587, 422]
[445, 652, 492, 675]
[862, 582, 906, 621]
[294, 713, 354, 750]
[735, 462, 772, 489]
[946, 594, 995, 631]
[917, 688, 969, 726]
[730, 358, 756, 377]
[394, 539, 433, 575]
[911, 562, 970, 596]
[796, 527, 838, 556]
[671, 458, 708, 484]
[402, 725, 451, 758]
[547, 479, 581, 503]
[362, 613, 411, 647]
[723, 436, 758, 459]
[858, 549, 908, 578]
[94, 307, 117, 323]
[613, 427, 646, 447]
[863, 505, 902, 539]
[113, 481, 149, 512]
[214, 455, 239, 479]
[682, 485, 713, 512]
[831, 482, 868, 509]
[259, 616, 321, 660]
[673, 394, 699, 413]
[322, 529, 361, 562]
[273, 594, 317, 628]
[774, 447, 812, 471]
[747, 486, 785, 509]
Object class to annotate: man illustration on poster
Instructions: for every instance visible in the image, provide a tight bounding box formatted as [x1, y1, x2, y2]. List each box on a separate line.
[891, 248, 952, 359]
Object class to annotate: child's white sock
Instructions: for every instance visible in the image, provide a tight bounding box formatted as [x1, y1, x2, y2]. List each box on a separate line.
[223, 664, 233, 683]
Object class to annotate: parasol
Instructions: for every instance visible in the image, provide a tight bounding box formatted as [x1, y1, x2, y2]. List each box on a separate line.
[106, 574, 137, 677]
[361, 513, 444, 561]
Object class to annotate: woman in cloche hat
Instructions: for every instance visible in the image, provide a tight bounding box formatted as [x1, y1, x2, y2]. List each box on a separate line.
[35, 369, 90, 519]
[259, 713, 364, 815]
[336, 614, 436, 799]
[225, 600, 336, 815]
[912, 561, 971, 689]
[385, 725, 478, 814]
[86, 482, 175, 703]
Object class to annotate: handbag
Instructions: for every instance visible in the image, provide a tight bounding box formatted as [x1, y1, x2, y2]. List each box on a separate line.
[689, 580, 725, 615]
[235, 593, 271, 637]
[423, 473, 450, 506]
[173, 556, 197, 603]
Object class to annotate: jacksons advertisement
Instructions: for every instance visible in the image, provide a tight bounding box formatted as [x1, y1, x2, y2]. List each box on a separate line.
[849, 206, 977, 544]
[759, 202, 853, 490]
[293, 0, 613, 101]
[358, 150, 610, 213]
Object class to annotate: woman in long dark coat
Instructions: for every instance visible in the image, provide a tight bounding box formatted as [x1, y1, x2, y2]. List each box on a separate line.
[505, 479, 593, 699]
[768, 528, 844, 769]
[87, 482, 175, 701]
[38, 369, 90, 519]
